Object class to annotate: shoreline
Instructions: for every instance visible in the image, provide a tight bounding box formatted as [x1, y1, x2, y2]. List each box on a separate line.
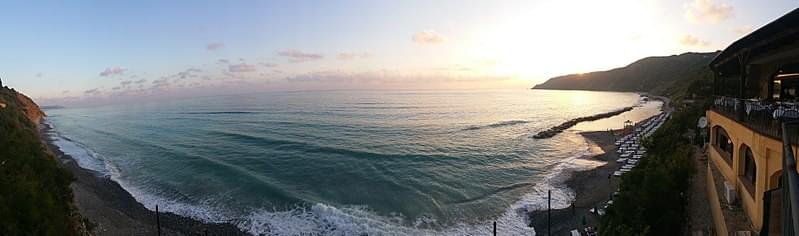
[37, 93, 666, 235]
[528, 130, 623, 234]
[528, 96, 667, 235]
[39, 122, 247, 235]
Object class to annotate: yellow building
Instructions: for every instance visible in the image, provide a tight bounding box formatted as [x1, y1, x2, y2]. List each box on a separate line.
[706, 8, 799, 236]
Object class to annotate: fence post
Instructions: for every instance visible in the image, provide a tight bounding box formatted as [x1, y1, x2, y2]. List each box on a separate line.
[493, 221, 496, 236]
[547, 190, 551, 236]
[156, 205, 161, 236]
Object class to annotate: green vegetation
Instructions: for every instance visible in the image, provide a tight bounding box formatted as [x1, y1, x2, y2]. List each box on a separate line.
[0, 87, 85, 235]
[599, 70, 713, 235]
[600, 103, 706, 235]
[533, 52, 718, 94]
[532, 50, 718, 235]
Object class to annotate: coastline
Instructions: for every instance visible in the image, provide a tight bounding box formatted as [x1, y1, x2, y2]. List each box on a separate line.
[35, 92, 666, 235]
[528, 96, 668, 235]
[39, 122, 247, 235]
[528, 130, 623, 234]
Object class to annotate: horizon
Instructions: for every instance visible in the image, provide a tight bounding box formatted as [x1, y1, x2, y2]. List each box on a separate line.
[0, 0, 796, 106]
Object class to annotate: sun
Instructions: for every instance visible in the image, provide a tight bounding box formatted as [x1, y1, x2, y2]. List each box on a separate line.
[464, 0, 659, 78]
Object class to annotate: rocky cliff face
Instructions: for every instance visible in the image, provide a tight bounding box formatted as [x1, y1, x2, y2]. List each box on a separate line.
[0, 87, 46, 127]
[15, 92, 46, 125]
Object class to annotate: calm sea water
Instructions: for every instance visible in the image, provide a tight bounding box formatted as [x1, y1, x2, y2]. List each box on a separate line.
[45, 89, 660, 235]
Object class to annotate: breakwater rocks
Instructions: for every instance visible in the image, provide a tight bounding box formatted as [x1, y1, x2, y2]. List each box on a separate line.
[533, 106, 634, 139]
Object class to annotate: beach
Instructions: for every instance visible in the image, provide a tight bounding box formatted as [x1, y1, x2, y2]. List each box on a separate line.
[528, 130, 623, 235]
[40, 123, 247, 236]
[529, 96, 669, 235]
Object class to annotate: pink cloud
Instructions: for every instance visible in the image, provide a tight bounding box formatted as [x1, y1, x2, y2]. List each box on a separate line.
[277, 49, 324, 62]
[100, 67, 126, 77]
[229, 63, 257, 73]
[412, 30, 446, 44]
[337, 52, 373, 60]
[206, 42, 225, 51]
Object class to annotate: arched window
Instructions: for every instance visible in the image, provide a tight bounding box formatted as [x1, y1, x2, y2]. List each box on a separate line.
[741, 145, 757, 193]
[713, 126, 734, 163]
[743, 146, 756, 185]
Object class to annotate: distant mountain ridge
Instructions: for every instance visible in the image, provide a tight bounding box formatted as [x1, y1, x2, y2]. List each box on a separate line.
[532, 52, 719, 95]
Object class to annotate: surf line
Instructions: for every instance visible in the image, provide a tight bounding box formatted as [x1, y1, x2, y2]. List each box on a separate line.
[532, 106, 633, 139]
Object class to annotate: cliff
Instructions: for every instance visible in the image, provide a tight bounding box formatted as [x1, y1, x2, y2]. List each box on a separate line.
[15, 91, 45, 125]
[533, 52, 719, 95]
[0, 86, 89, 235]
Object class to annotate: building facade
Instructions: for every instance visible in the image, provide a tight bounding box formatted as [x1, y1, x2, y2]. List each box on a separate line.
[707, 8, 799, 236]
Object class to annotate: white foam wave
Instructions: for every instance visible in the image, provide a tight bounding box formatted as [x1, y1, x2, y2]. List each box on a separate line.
[231, 137, 603, 236]
[47, 128, 110, 175]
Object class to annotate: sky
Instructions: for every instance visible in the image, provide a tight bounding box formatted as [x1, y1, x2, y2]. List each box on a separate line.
[0, 0, 796, 106]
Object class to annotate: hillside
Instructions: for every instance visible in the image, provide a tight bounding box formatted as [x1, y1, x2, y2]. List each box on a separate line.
[0, 86, 89, 235]
[533, 52, 719, 97]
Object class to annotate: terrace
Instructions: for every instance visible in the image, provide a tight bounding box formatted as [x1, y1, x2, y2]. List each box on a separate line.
[708, 7, 799, 235]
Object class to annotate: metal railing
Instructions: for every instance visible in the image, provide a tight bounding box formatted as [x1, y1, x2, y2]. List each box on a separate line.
[780, 122, 799, 236]
[713, 96, 799, 235]
[711, 96, 799, 143]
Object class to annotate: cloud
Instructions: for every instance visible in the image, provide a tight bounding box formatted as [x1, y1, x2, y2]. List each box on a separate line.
[112, 86, 121, 90]
[218, 59, 230, 64]
[228, 63, 257, 73]
[61, 90, 69, 94]
[337, 52, 373, 60]
[680, 34, 711, 47]
[134, 79, 147, 84]
[285, 69, 508, 84]
[84, 88, 100, 95]
[206, 42, 225, 51]
[277, 49, 324, 62]
[684, 0, 734, 24]
[121, 80, 132, 86]
[412, 30, 446, 44]
[259, 62, 278, 68]
[732, 25, 753, 35]
[35, 73, 44, 78]
[173, 68, 202, 79]
[100, 67, 126, 77]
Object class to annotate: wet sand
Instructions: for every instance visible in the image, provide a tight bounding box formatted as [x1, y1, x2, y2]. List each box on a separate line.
[40, 123, 247, 236]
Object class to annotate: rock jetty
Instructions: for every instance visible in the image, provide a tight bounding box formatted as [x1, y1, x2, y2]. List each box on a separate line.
[533, 106, 634, 139]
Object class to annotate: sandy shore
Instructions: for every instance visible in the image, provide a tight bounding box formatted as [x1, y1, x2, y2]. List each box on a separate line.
[528, 96, 667, 235]
[528, 130, 623, 235]
[40, 123, 247, 236]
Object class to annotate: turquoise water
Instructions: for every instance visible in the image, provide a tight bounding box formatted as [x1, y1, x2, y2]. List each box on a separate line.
[45, 89, 658, 235]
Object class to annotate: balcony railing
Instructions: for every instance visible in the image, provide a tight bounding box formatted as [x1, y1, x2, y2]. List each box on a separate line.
[711, 96, 799, 143]
[779, 122, 799, 236]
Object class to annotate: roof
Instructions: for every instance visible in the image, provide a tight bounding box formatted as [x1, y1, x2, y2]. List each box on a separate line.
[709, 7, 799, 71]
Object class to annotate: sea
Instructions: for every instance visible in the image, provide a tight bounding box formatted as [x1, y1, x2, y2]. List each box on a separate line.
[43, 89, 662, 235]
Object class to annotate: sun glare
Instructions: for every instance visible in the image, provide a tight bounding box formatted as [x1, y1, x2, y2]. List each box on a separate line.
[467, 0, 658, 79]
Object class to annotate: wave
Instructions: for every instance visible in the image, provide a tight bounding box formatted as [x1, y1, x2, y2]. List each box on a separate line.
[461, 120, 529, 131]
[205, 129, 463, 164]
[45, 124, 111, 176]
[180, 111, 259, 115]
